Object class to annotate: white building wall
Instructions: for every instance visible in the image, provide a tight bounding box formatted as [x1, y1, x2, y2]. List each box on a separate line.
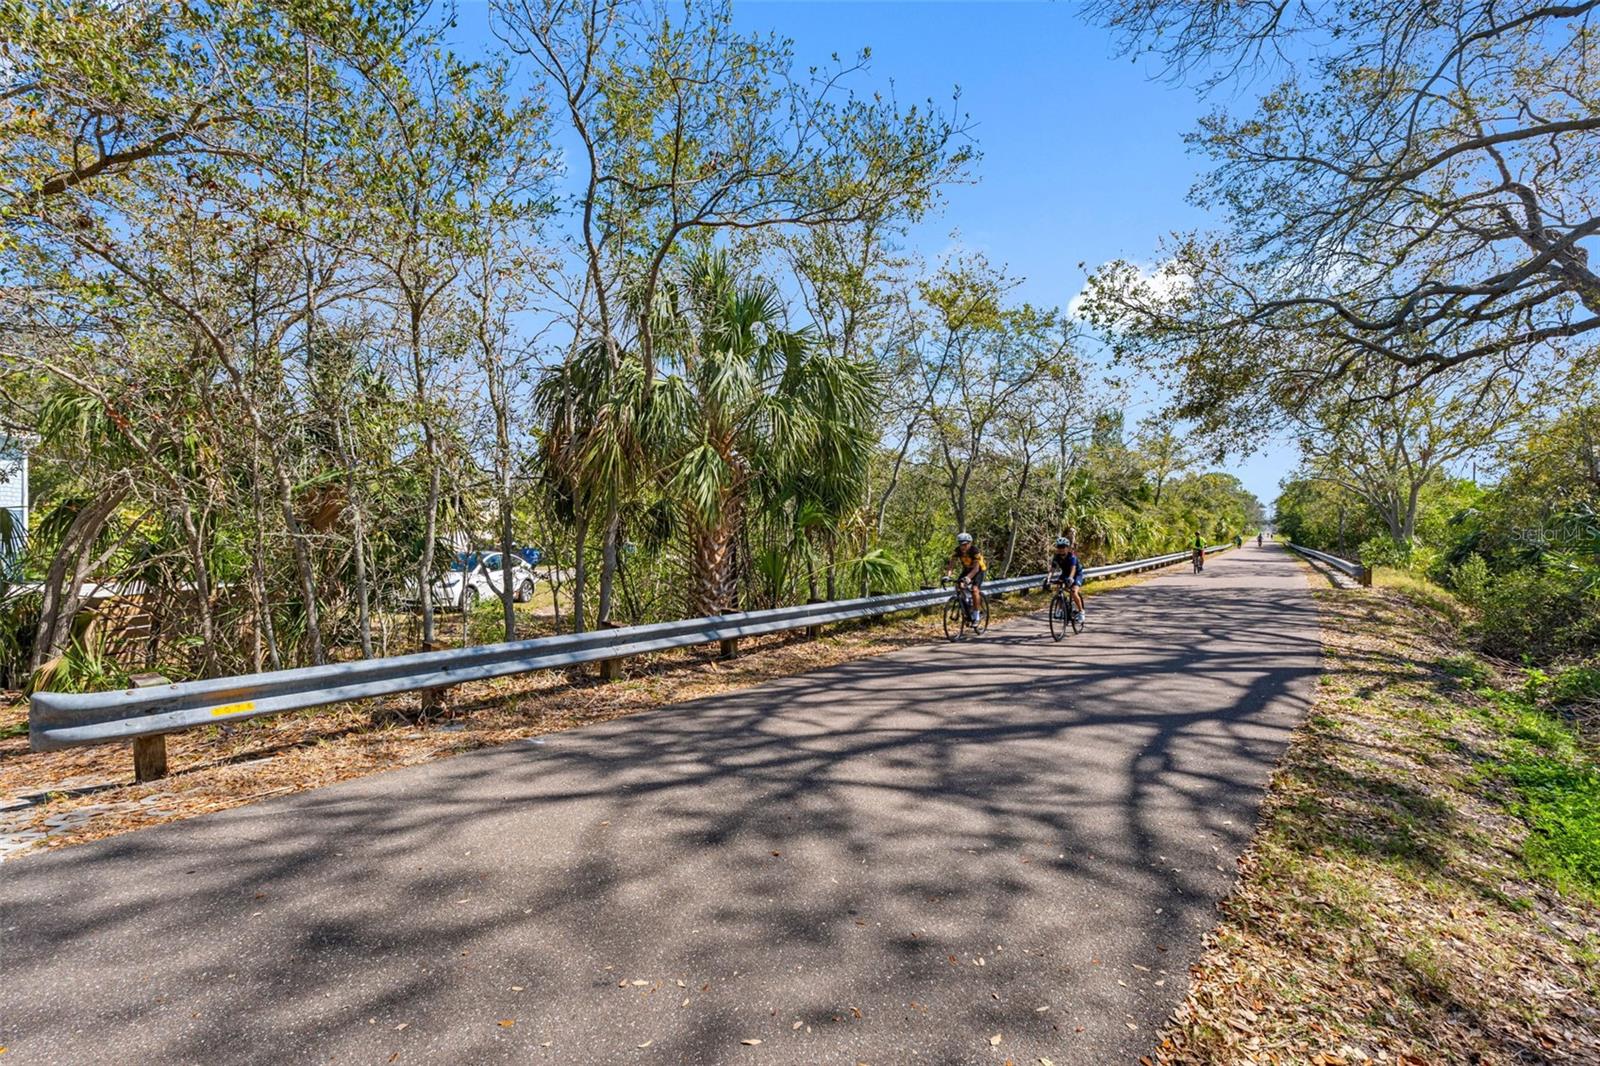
[0, 448, 27, 549]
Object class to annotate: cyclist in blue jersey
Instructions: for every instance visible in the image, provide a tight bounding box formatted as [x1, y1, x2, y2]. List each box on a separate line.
[1045, 536, 1086, 621]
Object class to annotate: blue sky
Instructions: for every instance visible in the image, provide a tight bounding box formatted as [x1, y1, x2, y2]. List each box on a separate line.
[451, 0, 1297, 508]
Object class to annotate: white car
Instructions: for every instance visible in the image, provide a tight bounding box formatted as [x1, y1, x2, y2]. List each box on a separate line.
[409, 551, 537, 611]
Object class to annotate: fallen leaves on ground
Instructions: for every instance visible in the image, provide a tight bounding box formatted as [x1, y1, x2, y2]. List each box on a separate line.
[1148, 583, 1600, 1064]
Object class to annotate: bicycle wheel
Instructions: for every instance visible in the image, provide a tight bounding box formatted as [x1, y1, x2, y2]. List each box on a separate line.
[1070, 605, 1084, 635]
[1048, 593, 1067, 641]
[943, 597, 964, 641]
[975, 600, 989, 635]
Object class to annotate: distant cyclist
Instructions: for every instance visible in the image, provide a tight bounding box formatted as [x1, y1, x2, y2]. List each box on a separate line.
[1257, 531, 1264, 547]
[1192, 531, 1205, 572]
[944, 532, 987, 624]
[1045, 536, 1086, 621]
[1234, 534, 1243, 549]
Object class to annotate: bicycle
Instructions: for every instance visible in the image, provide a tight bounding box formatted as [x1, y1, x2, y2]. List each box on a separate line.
[941, 577, 988, 641]
[1192, 548, 1204, 574]
[1045, 576, 1084, 641]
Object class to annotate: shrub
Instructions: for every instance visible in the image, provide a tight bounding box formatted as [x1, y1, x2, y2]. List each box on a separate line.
[840, 547, 911, 596]
[1551, 662, 1600, 707]
[0, 588, 39, 690]
[1359, 535, 1411, 570]
[1449, 553, 1491, 610]
[1360, 535, 1441, 578]
[1477, 569, 1600, 663]
[26, 633, 130, 695]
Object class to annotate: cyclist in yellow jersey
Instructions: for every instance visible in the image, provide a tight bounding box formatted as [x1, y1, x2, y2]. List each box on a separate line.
[944, 532, 988, 623]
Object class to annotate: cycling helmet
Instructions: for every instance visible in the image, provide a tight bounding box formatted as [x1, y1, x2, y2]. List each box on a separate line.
[1054, 537, 1071, 548]
[956, 532, 973, 544]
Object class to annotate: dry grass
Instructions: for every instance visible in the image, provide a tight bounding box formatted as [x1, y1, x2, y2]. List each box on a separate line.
[1148, 577, 1600, 1065]
[0, 569, 1157, 857]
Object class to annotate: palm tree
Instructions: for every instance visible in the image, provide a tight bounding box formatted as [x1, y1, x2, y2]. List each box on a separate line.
[532, 344, 647, 632]
[645, 253, 876, 618]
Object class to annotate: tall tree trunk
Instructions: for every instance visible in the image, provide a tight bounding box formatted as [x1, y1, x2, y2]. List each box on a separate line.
[824, 534, 836, 601]
[489, 358, 517, 642]
[688, 507, 739, 617]
[418, 455, 441, 646]
[499, 480, 516, 642]
[407, 293, 443, 649]
[269, 448, 324, 664]
[30, 483, 126, 671]
[1382, 494, 1405, 542]
[570, 511, 589, 634]
[1402, 481, 1423, 543]
[597, 501, 619, 626]
[221, 363, 324, 664]
[1000, 451, 1034, 577]
[249, 443, 282, 671]
[805, 529, 820, 603]
[171, 498, 218, 675]
[335, 411, 373, 658]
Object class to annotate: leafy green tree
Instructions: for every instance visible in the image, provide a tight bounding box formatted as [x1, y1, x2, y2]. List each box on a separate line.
[1082, 0, 1600, 442]
[1292, 365, 1519, 545]
[919, 255, 1070, 534]
[644, 252, 876, 617]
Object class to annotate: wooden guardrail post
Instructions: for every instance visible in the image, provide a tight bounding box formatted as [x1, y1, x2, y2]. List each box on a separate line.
[598, 620, 625, 681]
[1360, 566, 1373, 587]
[719, 611, 739, 660]
[805, 599, 823, 640]
[129, 673, 170, 783]
[419, 685, 451, 717]
[414, 638, 453, 716]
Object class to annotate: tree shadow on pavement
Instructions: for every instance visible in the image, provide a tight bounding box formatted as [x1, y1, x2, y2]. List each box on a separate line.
[0, 547, 1322, 1066]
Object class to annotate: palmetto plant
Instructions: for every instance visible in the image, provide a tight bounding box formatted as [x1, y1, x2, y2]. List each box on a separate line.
[645, 252, 876, 618]
[533, 342, 650, 629]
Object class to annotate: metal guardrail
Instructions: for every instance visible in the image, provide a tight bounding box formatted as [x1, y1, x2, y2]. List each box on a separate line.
[29, 544, 1230, 765]
[1285, 542, 1371, 585]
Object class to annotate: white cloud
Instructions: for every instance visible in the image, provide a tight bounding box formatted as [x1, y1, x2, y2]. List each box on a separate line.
[1068, 258, 1192, 322]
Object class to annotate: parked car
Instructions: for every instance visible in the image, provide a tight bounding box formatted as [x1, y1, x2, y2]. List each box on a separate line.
[405, 551, 537, 611]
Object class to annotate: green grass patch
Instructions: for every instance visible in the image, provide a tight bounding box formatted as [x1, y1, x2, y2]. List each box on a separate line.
[1497, 730, 1600, 899]
[1373, 568, 1468, 627]
[1447, 655, 1600, 901]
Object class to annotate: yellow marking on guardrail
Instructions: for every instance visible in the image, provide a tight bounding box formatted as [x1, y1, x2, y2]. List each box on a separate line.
[210, 701, 256, 718]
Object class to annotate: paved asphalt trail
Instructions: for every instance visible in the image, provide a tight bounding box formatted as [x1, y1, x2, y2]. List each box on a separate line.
[1, 545, 1320, 1065]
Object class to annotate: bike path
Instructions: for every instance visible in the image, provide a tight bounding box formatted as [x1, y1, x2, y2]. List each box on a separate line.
[0, 545, 1319, 1065]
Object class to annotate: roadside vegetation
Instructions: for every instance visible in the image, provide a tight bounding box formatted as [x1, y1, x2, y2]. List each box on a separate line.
[1153, 574, 1600, 1065]
[0, 0, 1262, 697]
[1275, 397, 1600, 674]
